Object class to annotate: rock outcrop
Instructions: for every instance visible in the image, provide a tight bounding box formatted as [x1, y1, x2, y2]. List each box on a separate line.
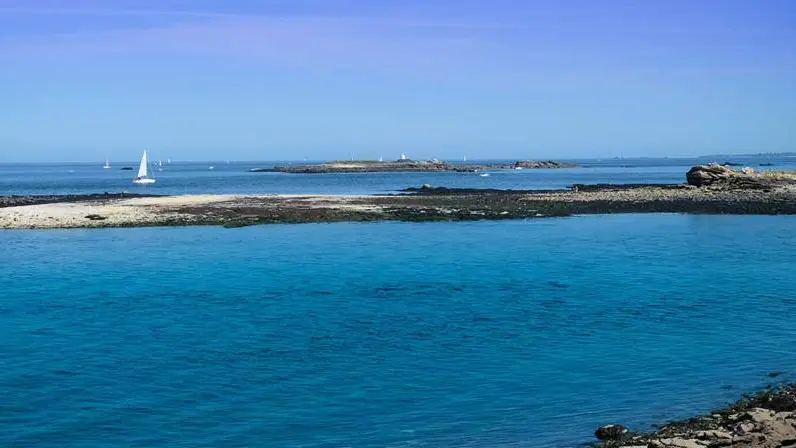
[685, 165, 786, 189]
[686, 164, 736, 187]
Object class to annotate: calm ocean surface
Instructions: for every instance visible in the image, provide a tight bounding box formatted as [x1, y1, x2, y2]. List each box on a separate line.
[2, 216, 796, 447]
[2, 155, 796, 196]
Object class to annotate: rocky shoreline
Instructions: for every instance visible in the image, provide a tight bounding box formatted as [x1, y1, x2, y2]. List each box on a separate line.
[592, 384, 796, 448]
[250, 159, 577, 173]
[1, 165, 795, 229]
[0, 192, 159, 208]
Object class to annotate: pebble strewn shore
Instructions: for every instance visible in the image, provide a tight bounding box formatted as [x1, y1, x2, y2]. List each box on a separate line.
[595, 384, 796, 448]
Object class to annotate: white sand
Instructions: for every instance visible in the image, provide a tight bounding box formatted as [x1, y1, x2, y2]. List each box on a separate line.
[0, 195, 242, 229]
[0, 194, 372, 229]
[118, 194, 239, 206]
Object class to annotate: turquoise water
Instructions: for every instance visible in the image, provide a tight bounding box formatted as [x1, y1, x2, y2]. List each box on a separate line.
[2, 215, 796, 447]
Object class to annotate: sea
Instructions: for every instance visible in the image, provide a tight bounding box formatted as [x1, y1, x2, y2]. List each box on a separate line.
[2, 155, 796, 196]
[2, 156, 796, 447]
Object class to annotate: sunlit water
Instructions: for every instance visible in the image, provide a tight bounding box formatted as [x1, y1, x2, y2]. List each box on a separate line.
[2, 156, 795, 196]
[2, 215, 795, 447]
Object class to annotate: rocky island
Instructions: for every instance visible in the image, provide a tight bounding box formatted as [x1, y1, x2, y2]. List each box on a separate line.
[249, 159, 578, 173]
[1, 165, 795, 229]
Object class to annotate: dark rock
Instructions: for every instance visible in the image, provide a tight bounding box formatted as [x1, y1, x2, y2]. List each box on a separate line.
[685, 164, 785, 189]
[721, 161, 743, 166]
[768, 371, 784, 378]
[595, 424, 628, 440]
[731, 421, 756, 435]
[1, 193, 160, 208]
[759, 163, 776, 167]
[686, 164, 736, 187]
[571, 183, 685, 192]
[85, 214, 107, 221]
[120, 167, 133, 170]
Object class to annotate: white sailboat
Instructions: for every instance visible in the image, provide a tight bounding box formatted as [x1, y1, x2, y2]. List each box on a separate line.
[133, 150, 156, 184]
[103, 159, 111, 169]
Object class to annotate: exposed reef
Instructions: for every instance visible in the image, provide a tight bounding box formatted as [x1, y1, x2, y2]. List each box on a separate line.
[0, 193, 159, 208]
[2, 166, 795, 229]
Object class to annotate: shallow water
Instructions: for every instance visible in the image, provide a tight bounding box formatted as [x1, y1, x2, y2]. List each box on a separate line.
[2, 156, 794, 196]
[2, 215, 795, 447]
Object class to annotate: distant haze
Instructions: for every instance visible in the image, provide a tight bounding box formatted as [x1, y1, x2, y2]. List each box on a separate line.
[1, 0, 795, 162]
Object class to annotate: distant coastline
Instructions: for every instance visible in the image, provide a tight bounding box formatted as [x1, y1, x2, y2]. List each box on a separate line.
[698, 151, 796, 158]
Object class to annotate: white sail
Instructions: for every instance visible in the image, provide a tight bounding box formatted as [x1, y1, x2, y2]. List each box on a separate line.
[104, 159, 110, 168]
[133, 150, 156, 184]
[137, 151, 149, 178]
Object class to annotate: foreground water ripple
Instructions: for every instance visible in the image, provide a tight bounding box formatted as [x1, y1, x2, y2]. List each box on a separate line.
[1, 215, 795, 447]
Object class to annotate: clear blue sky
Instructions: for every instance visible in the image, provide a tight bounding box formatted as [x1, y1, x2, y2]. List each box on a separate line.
[1, 0, 794, 162]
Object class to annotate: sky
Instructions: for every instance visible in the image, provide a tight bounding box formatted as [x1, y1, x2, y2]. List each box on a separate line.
[0, 0, 794, 162]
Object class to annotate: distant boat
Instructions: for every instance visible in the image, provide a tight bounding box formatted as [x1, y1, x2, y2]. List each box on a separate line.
[167, 158, 172, 164]
[208, 166, 215, 170]
[133, 150, 156, 184]
[464, 156, 467, 162]
[103, 159, 110, 169]
[480, 173, 490, 177]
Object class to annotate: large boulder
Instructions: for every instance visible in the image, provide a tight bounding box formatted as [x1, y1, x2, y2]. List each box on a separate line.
[686, 164, 736, 187]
